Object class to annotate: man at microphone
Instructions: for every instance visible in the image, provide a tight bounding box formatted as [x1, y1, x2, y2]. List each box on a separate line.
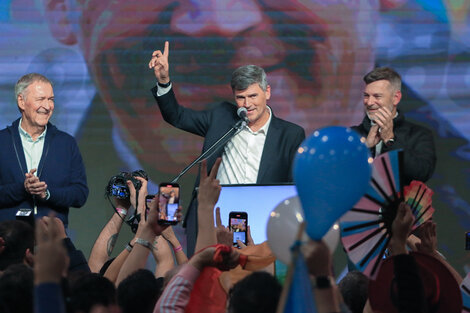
[149, 41, 305, 254]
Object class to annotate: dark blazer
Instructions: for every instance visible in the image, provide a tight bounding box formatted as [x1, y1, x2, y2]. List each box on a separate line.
[352, 111, 436, 185]
[152, 86, 305, 256]
[0, 118, 89, 226]
[152, 86, 306, 184]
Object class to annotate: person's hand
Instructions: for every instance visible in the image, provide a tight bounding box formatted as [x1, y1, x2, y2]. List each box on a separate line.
[34, 214, 70, 284]
[161, 226, 179, 247]
[190, 246, 240, 272]
[302, 239, 332, 277]
[389, 202, 414, 255]
[143, 199, 182, 237]
[237, 226, 255, 249]
[365, 124, 381, 148]
[415, 221, 438, 256]
[215, 207, 233, 246]
[24, 168, 48, 198]
[365, 107, 394, 148]
[197, 158, 222, 211]
[115, 197, 131, 213]
[149, 41, 170, 84]
[406, 233, 421, 251]
[40, 216, 67, 240]
[373, 106, 394, 143]
[128, 176, 148, 220]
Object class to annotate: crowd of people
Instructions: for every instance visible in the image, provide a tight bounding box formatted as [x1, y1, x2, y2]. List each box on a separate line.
[0, 38, 460, 312]
[0, 156, 464, 313]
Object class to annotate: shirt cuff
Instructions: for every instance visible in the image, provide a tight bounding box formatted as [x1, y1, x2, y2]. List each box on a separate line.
[156, 83, 172, 96]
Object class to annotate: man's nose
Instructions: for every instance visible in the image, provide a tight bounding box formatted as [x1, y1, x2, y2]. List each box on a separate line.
[43, 99, 53, 110]
[171, 0, 262, 37]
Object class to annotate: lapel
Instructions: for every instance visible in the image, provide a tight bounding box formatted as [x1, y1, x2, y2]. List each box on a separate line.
[11, 118, 28, 178]
[256, 115, 280, 183]
[37, 123, 55, 179]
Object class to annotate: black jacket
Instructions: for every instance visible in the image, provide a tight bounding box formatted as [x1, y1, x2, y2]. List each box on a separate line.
[352, 111, 436, 185]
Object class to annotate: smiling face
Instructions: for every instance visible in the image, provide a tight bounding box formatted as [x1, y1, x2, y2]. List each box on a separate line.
[18, 81, 54, 137]
[363, 80, 401, 121]
[234, 83, 271, 131]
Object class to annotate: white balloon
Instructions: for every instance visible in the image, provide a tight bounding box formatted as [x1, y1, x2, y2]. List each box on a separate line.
[266, 196, 340, 264]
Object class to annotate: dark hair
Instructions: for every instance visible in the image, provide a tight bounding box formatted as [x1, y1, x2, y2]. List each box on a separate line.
[117, 269, 163, 313]
[230, 65, 268, 92]
[228, 272, 282, 313]
[0, 220, 34, 271]
[338, 271, 369, 313]
[0, 264, 34, 313]
[67, 273, 116, 313]
[363, 67, 401, 91]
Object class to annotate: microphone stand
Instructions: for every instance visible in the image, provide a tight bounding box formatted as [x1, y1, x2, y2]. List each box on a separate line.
[171, 118, 246, 183]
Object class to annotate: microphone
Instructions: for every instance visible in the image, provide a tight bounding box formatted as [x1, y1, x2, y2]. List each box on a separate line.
[237, 107, 250, 124]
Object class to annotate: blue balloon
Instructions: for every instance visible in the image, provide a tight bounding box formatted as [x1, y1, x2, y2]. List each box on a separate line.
[293, 126, 372, 240]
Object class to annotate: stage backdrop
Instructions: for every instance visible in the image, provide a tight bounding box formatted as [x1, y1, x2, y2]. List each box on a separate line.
[1, 0, 470, 274]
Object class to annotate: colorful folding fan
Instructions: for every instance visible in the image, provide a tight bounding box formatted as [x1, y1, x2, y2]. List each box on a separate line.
[340, 150, 435, 278]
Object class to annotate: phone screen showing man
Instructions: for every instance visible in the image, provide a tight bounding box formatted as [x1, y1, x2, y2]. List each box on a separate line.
[230, 216, 247, 247]
[158, 183, 180, 224]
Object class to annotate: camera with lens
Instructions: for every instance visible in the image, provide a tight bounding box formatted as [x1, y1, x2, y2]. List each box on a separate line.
[105, 170, 148, 199]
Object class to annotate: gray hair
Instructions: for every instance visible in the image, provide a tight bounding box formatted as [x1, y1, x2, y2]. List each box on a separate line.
[15, 73, 53, 101]
[230, 65, 268, 92]
[363, 67, 401, 92]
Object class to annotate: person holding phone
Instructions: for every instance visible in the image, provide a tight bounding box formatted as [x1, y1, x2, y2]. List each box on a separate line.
[157, 184, 180, 225]
[229, 212, 248, 249]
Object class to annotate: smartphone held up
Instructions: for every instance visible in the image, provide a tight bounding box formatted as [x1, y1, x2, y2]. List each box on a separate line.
[229, 211, 248, 248]
[157, 183, 180, 225]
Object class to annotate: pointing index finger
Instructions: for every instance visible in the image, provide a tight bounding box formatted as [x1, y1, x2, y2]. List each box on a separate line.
[163, 41, 169, 57]
[215, 207, 223, 228]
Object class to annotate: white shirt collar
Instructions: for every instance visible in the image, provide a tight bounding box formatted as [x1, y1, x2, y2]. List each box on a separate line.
[18, 118, 47, 142]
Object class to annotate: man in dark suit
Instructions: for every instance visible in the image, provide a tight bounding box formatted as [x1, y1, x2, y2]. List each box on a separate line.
[149, 41, 305, 254]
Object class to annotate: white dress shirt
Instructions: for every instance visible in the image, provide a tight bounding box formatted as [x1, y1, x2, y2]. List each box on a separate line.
[216, 107, 272, 184]
[156, 83, 272, 184]
[18, 118, 47, 174]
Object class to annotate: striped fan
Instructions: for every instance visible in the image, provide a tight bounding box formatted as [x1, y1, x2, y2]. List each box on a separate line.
[340, 150, 434, 279]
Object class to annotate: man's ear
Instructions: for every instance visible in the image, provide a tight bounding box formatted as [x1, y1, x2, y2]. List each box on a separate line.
[265, 85, 271, 100]
[393, 90, 402, 106]
[24, 248, 34, 267]
[17, 94, 26, 111]
[43, 0, 78, 45]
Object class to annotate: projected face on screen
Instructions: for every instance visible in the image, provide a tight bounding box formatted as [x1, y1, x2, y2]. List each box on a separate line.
[42, 0, 377, 175]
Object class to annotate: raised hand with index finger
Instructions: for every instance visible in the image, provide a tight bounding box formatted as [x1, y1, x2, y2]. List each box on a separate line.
[148, 41, 170, 84]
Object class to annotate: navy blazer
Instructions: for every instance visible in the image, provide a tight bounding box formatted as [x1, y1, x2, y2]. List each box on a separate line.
[0, 118, 89, 225]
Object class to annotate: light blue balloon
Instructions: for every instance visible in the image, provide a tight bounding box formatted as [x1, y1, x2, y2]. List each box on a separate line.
[293, 126, 372, 240]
